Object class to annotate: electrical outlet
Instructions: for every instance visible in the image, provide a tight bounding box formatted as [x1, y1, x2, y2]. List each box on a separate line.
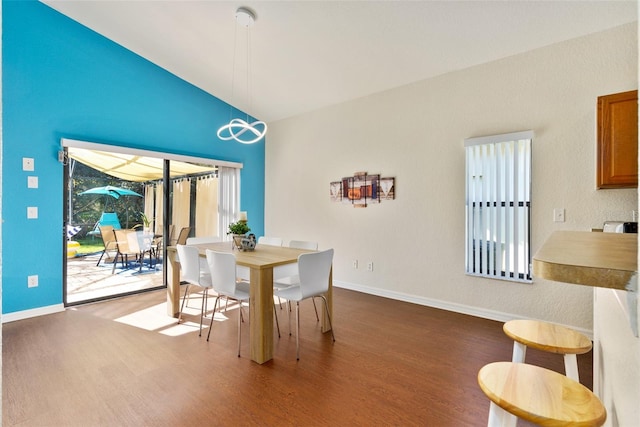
[28, 275, 38, 288]
[553, 208, 565, 223]
[367, 262, 374, 272]
[352, 260, 358, 269]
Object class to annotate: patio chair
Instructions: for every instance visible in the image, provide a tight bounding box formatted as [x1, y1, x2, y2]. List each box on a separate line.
[112, 229, 154, 274]
[174, 226, 191, 245]
[87, 212, 122, 237]
[96, 225, 118, 266]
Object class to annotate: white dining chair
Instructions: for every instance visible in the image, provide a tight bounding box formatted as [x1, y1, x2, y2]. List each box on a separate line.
[257, 236, 283, 246]
[274, 240, 318, 283]
[186, 236, 223, 271]
[274, 240, 320, 319]
[205, 250, 251, 357]
[176, 244, 213, 336]
[186, 236, 222, 245]
[274, 248, 335, 360]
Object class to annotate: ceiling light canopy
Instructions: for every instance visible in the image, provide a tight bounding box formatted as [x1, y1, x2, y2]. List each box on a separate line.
[217, 7, 267, 145]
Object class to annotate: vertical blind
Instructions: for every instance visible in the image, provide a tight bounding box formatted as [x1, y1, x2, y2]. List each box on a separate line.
[465, 130, 532, 283]
[218, 166, 240, 240]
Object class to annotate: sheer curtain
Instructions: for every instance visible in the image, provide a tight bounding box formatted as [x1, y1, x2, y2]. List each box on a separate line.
[172, 178, 191, 238]
[195, 175, 218, 237]
[218, 166, 240, 241]
[143, 184, 155, 232]
[155, 182, 164, 236]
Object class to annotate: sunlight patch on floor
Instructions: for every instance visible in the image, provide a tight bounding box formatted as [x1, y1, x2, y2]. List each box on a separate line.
[112, 299, 238, 337]
[114, 302, 177, 331]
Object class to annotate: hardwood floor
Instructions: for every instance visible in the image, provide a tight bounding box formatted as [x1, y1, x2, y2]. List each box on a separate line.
[3, 288, 592, 426]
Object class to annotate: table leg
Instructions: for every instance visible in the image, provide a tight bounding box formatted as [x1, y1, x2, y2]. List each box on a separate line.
[250, 266, 274, 364]
[166, 249, 180, 317]
[321, 266, 333, 333]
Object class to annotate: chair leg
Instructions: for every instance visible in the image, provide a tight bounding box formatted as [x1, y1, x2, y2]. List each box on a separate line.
[287, 301, 293, 336]
[207, 297, 222, 341]
[296, 301, 300, 360]
[96, 250, 105, 266]
[178, 284, 191, 324]
[199, 288, 209, 337]
[312, 298, 320, 322]
[237, 300, 242, 357]
[112, 253, 121, 274]
[273, 302, 281, 338]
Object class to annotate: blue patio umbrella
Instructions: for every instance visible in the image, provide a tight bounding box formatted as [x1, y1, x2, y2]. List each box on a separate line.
[79, 185, 143, 228]
[79, 185, 142, 199]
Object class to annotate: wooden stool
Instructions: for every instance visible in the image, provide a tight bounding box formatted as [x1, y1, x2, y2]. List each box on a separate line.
[478, 361, 606, 427]
[503, 319, 592, 382]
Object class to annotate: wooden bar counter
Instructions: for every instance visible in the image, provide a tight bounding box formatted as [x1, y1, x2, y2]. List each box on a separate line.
[532, 231, 637, 290]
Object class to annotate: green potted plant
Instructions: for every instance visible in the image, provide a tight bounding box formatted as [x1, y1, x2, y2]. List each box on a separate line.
[228, 221, 251, 249]
[133, 212, 152, 232]
[140, 212, 151, 229]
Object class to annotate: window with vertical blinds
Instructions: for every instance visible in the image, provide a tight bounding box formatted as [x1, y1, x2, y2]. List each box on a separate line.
[465, 131, 532, 283]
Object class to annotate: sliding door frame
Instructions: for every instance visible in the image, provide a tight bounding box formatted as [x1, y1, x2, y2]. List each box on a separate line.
[61, 138, 242, 307]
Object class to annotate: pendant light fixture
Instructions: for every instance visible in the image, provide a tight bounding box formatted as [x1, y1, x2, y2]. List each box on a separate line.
[217, 7, 267, 144]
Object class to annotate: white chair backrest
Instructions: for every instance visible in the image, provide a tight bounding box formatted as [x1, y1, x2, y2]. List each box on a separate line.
[99, 225, 115, 244]
[206, 250, 238, 295]
[258, 236, 283, 246]
[298, 248, 334, 299]
[114, 229, 136, 254]
[136, 231, 153, 251]
[186, 236, 222, 245]
[177, 244, 207, 286]
[289, 240, 318, 250]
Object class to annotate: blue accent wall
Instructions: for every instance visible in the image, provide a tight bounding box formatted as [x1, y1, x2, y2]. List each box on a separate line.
[2, 1, 265, 314]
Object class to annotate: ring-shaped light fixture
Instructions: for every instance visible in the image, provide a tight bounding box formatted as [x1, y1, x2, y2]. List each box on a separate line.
[217, 118, 268, 144]
[217, 7, 267, 144]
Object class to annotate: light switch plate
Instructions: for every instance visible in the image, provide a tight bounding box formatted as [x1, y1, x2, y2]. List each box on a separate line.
[553, 208, 565, 223]
[27, 207, 38, 219]
[28, 176, 39, 188]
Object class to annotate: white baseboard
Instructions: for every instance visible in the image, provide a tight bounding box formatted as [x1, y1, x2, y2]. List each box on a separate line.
[1, 304, 65, 324]
[333, 280, 593, 339]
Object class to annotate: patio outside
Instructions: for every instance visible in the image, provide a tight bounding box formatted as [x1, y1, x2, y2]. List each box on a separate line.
[67, 248, 164, 304]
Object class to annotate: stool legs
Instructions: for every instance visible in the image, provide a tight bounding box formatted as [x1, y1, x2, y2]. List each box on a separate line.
[504, 342, 526, 427]
[563, 353, 579, 382]
[511, 341, 526, 363]
[488, 402, 517, 427]
[512, 341, 580, 382]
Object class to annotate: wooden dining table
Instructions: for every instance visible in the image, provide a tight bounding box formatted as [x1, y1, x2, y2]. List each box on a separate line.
[166, 241, 333, 364]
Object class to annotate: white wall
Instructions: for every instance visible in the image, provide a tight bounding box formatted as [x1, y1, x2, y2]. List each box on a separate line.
[266, 23, 638, 333]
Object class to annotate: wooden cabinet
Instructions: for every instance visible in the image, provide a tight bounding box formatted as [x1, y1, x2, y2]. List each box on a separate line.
[597, 90, 638, 189]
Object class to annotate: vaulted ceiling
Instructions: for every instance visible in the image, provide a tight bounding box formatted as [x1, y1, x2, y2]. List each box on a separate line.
[42, 1, 637, 123]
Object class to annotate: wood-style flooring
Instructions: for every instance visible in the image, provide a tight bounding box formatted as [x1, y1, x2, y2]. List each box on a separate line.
[3, 288, 592, 426]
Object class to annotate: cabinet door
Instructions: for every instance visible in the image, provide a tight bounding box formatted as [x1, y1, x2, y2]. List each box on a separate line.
[597, 90, 638, 189]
